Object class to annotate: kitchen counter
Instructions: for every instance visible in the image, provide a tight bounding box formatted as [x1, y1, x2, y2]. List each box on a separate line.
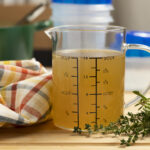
[0, 92, 150, 150]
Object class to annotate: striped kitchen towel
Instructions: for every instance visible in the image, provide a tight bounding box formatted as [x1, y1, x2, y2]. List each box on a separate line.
[0, 59, 52, 127]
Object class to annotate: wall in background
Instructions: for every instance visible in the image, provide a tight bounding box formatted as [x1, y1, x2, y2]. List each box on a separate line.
[1, 0, 150, 32]
[113, 0, 150, 31]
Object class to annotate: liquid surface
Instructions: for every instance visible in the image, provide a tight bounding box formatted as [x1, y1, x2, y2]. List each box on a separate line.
[52, 49, 125, 130]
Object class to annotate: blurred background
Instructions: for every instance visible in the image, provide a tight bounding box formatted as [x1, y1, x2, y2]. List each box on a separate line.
[114, 0, 150, 31]
[1, 0, 150, 29]
[0, 0, 52, 66]
[1, 0, 150, 62]
[0, 0, 150, 91]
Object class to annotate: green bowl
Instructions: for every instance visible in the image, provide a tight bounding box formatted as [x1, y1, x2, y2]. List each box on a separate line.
[0, 20, 53, 60]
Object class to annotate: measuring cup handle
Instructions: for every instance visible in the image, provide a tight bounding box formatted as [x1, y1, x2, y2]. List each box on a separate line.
[123, 43, 150, 53]
[123, 43, 150, 108]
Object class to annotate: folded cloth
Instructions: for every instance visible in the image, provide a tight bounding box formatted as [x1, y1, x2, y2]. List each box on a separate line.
[0, 59, 52, 127]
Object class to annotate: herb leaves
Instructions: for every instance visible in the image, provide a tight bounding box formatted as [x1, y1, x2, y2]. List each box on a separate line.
[73, 91, 150, 146]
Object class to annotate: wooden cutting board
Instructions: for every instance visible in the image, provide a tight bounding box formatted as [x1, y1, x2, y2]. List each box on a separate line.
[0, 92, 150, 150]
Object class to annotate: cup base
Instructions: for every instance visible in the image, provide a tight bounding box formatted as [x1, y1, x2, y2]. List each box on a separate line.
[54, 123, 89, 132]
[54, 123, 74, 131]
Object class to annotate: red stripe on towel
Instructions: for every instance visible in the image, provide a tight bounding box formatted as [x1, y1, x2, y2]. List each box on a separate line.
[10, 83, 17, 111]
[19, 69, 28, 81]
[24, 105, 42, 119]
[16, 61, 22, 67]
[20, 75, 52, 110]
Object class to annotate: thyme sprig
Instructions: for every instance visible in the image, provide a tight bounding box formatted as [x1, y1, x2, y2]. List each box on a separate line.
[73, 91, 150, 146]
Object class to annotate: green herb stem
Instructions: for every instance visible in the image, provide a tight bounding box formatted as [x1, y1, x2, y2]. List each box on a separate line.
[74, 91, 150, 146]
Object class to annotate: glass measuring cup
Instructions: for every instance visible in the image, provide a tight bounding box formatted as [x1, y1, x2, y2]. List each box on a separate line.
[45, 25, 150, 130]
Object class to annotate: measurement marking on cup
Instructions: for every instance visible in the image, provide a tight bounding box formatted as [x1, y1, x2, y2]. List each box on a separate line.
[89, 58, 100, 126]
[89, 76, 96, 78]
[76, 58, 79, 128]
[71, 75, 77, 77]
[89, 57, 103, 59]
[72, 111, 78, 114]
[72, 58, 80, 128]
[95, 58, 98, 126]
[72, 66, 78, 69]
[90, 112, 96, 114]
[89, 93, 102, 95]
[91, 104, 100, 108]
[71, 57, 101, 128]
[91, 104, 96, 105]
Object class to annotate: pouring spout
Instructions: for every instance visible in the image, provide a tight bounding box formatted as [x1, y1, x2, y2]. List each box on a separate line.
[44, 27, 58, 50]
[44, 28, 53, 39]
